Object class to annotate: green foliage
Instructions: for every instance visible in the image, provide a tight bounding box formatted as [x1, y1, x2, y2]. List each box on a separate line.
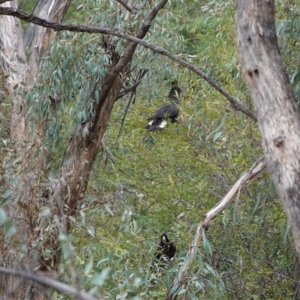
[47, 0, 297, 297]
[0, 208, 16, 240]
[276, 4, 300, 105]
[3, 0, 299, 299]
[0, 208, 7, 225]
[24, 0, 188, 172]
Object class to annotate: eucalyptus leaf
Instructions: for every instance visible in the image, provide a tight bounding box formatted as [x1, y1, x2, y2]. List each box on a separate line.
[84, 257, 94, 275]
[91, 267, 112, 286]
[105, 204, 114, 216]
[202, 231, 212, 255]
[4, 221, 16, 238]
[87, 226, 95, 238]
[213, 131, 222, 142]
[1, 189, 12, 199]
[0, 209, 7, 225]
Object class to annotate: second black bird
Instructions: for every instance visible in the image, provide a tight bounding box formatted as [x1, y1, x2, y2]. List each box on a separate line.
[155, 233, 176, 264]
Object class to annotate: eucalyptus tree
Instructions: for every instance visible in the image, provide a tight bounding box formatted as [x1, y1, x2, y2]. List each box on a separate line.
[2, 0, 300, 299]
[0, 0, 170, 298]
[237, 0, 300, 258]
[164, 1, 300, 298]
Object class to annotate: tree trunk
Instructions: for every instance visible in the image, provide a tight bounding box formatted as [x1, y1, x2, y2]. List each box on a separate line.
[0, 1, 71, 299]
[52, 0, 169, 232]
[0, 0, 168, 298]
[236, 1, 300, 258]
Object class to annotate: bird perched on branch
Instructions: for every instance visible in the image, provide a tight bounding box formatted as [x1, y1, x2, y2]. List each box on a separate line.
[145, 87, 181, 131]
[154, 233, 176, 266]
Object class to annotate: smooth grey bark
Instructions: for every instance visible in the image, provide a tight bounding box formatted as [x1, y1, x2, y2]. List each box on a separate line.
[237, 0, 300, 258]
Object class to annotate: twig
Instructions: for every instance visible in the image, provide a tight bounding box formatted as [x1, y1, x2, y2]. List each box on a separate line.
[116, 69, 149, 100]
[115, 0, 133, 13]
[116, 91, 135, 143]
[114, 69, 148, 143]
[101, 141, 117, 163]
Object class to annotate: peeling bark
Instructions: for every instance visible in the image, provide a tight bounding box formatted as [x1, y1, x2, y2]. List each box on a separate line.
[0, 0, 168, 298]
[0, 0, 71, 144]
[0, 1, 27, 141]
[0, 1, 72, 299]
[237, 1, 300, 258]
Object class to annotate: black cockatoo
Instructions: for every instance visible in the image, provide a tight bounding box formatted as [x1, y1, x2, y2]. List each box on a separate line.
[154, 233, 176, 264]
[145, 87, 181, 131]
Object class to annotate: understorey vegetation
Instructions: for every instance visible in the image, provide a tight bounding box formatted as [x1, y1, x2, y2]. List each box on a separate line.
[0, 0, 300, 299]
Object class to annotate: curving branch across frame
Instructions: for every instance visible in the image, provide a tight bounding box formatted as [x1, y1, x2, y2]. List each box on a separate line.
[0, 5, 256, 121]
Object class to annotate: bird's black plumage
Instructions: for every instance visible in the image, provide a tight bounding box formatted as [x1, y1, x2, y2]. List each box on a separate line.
[155, 233, 176, 264]
[145, 87, 181, 131]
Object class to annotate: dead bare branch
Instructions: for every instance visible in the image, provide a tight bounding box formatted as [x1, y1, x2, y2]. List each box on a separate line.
[0, 267, 97, 300]
[0, 7, 257, 121]
[165, 156, 266, 299]
[0, 0, 12, 4]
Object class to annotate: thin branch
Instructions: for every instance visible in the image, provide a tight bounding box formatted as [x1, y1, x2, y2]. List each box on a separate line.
[0, 7, 257, 121]
[115, 0, 133, 13]
[117, 69, 149, 100]
[114, 86, 137, 140]
[101, 141, 117, 163]
[0, 267, 98, 300]
[93, 0, 168, 125]
[165, 156, 266, 299]
[116, 91, 135, 142]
